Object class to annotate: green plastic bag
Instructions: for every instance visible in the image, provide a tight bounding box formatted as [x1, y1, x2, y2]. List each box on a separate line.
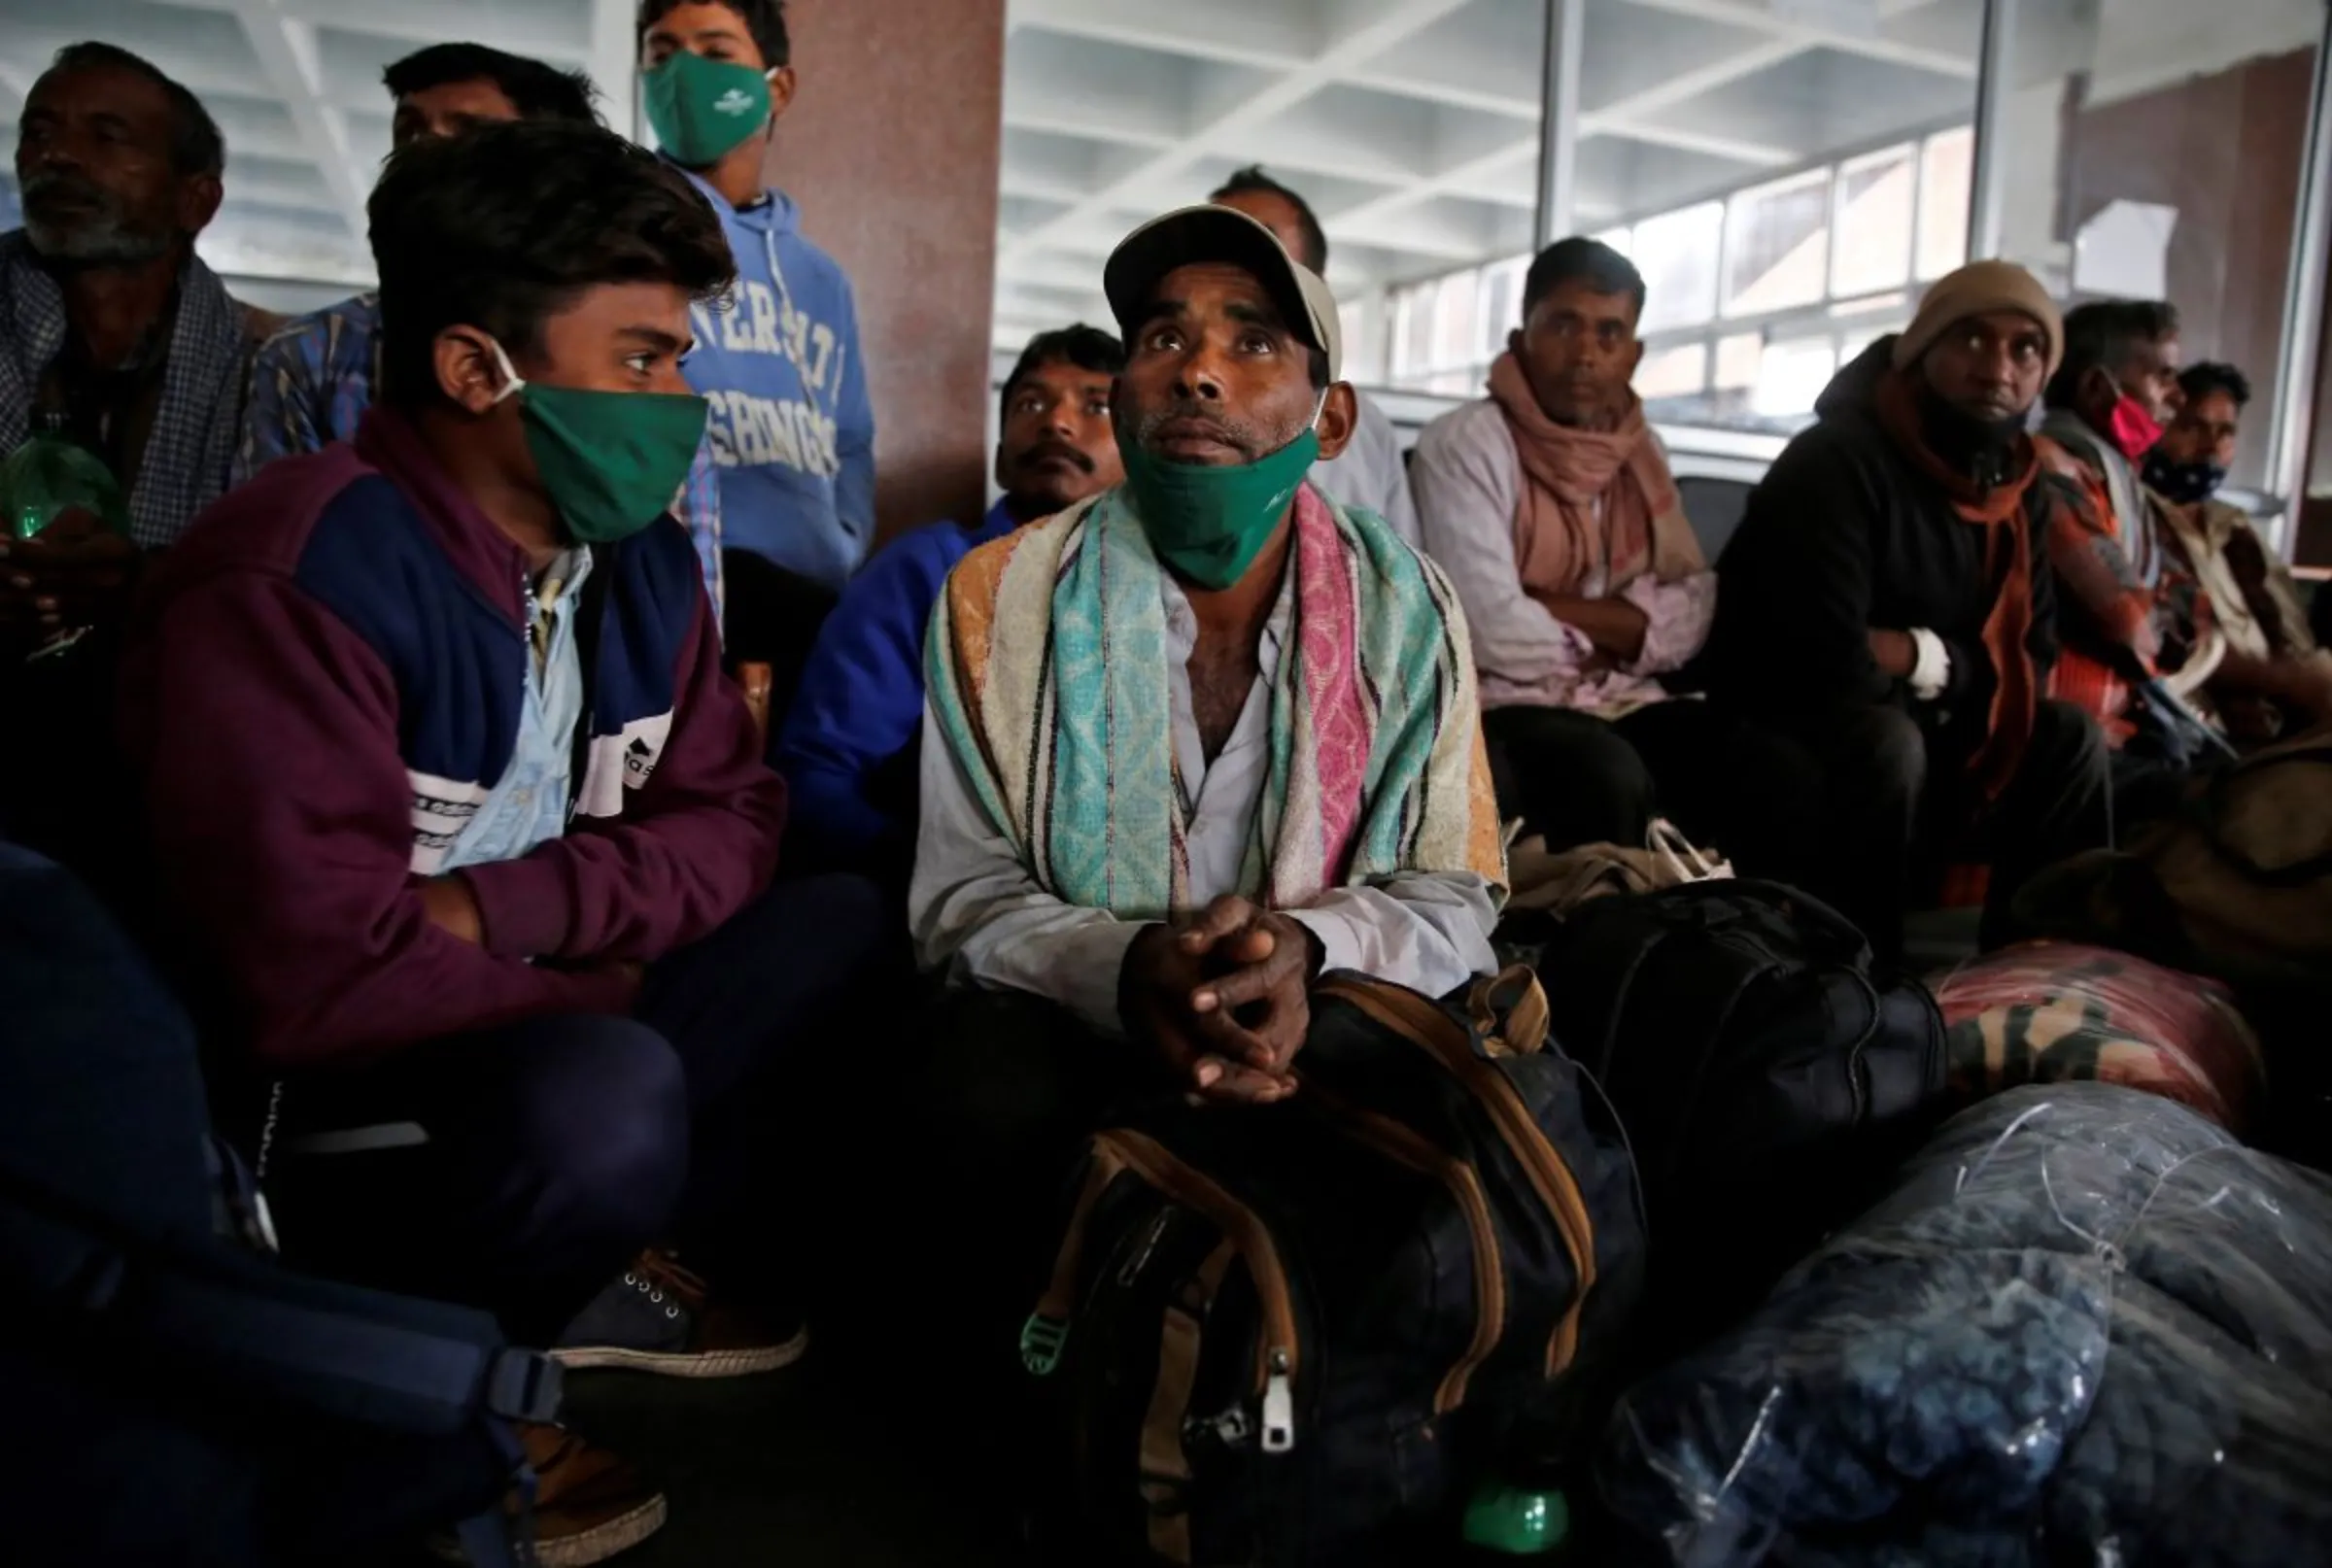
[4, 426, 129, 542]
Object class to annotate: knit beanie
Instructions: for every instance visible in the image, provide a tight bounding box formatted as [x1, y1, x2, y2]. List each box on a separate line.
[1892, 260, 2064, 379]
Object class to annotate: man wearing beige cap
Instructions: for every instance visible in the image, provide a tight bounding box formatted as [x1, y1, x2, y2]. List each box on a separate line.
[1702, 258, 2111, 959]
[907, 204, 1505, 1386]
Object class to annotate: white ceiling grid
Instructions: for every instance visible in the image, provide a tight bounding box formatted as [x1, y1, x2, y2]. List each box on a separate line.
[0, 0, 2319, 348]
[0, 0, 639, 285]
[992, 0, 1990, 351]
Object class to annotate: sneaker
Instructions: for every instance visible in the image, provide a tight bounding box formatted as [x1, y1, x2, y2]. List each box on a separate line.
[430, 1422, 667, 1568]
[551, 1247, 808, 1379]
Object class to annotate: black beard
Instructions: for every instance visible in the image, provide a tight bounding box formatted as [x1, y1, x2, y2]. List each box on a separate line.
[1913, 380, 2025, 488]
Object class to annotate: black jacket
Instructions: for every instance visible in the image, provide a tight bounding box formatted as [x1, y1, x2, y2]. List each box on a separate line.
[1703, 341, 2062, 735]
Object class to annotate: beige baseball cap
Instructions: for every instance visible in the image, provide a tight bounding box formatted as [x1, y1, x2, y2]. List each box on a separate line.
[1103, 204, 1343, 383]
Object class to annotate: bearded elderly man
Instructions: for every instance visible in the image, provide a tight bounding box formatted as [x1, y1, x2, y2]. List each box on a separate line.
[2, 44, 251, 636]
[909, 205, 1504, 1343]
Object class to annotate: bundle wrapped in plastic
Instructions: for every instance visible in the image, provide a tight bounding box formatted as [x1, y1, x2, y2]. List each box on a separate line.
[1934, 941, 2266, 1134]
[1598, 1083, 2332, 1567]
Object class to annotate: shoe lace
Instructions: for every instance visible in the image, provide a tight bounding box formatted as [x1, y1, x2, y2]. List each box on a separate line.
[627, 1247, 710, 1314]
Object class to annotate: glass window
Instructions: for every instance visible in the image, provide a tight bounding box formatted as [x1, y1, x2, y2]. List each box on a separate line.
[1577, 0, 1986, 426]
[1724, 170, 1831, 318]
[1916, 128, 1973, 283]
[2002, 0, 2320, 489]
[1833, 147, 1917, 298]
[1753, 339, 1839, 419]
[1712, 331, 1763, 392]
[1636, 342, 1709, 401]
[1630, 203, 1725, 334]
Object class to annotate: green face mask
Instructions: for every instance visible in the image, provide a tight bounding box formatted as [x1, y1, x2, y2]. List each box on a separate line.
[1115, 404, 1322, 590]
[643, 51, 773, 167]
[490, 341, 708, 546]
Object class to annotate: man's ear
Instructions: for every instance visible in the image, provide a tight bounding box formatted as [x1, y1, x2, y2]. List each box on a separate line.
[1507, 326, 1526, 361]
[1313, 382, 1360, 462]
[178, 173, 223, 236]
[434, 326, 510, 414]
[992, 438, 1010, 494]
[1626, 337, 1646, 380]
[765, 65, 799, 122]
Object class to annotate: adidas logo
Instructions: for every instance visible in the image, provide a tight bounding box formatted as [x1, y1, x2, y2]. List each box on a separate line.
[714, 88, 754, 116]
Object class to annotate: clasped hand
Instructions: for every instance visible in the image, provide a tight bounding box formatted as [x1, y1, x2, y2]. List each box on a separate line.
[1120, 894, 1321, 1107]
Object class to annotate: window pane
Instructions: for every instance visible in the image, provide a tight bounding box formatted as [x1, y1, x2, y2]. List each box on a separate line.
[1480, 256, 1530, 358]
[1916, 128, 1972, 282]
[1713, 331, 1763, 392]
[1429, 272, 1479, 373]
[1724, 170, 1831, 317]
[1629, 203, 1725, 333]
[1833, 147, 1917, 297]
[1575, 0, 1985, 427]
[1636, 342, 1709, 400]
[1753, 339, 1838, 419]
[2005, 0, 2319, 490]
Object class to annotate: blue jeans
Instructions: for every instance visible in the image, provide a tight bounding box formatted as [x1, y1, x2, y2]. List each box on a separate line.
[263, 873, 894, 1343]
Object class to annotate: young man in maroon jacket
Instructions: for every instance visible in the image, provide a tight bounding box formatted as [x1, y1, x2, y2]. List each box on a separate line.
[118, 119, 886, 1563]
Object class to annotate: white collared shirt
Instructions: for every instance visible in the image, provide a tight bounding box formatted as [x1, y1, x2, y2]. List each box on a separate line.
[909, 566, 1498, 1035]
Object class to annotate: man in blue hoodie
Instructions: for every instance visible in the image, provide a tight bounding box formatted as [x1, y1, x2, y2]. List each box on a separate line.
[636, 0, 874, 600]
[776, 324, 1124, 882]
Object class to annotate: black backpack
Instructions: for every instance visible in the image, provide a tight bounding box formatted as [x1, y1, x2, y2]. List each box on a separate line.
[0, 843, 557, 1568]
[1528, 879, 1947, 1349]
[1020, 969, 1644, 1568]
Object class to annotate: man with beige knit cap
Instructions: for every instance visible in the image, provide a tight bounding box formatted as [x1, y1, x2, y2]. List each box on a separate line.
[1700, 259, 2112, 960]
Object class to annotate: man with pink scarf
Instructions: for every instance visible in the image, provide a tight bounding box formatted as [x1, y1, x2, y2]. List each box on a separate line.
[1413, 239, 1754, 859]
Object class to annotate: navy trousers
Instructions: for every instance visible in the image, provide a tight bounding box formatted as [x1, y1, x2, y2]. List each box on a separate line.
[264, 872, 893, 1344]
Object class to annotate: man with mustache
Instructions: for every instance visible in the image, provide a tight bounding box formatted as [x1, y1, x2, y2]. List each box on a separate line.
[909, 207, 1503, 1403]
[776, 324, 1124, 881]
[1701, 261, 2111, 960]
[1411, 237, 1730, 859]
[1, 44, 244, 639]
[0, 44, 250, 908]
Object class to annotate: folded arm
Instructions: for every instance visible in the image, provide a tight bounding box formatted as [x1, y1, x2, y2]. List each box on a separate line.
[1412, 413, 1596, 692]
[125, 573, 631, 1068]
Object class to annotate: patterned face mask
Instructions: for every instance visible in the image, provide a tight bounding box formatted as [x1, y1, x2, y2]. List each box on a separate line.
[2142, 452, 2229, 505]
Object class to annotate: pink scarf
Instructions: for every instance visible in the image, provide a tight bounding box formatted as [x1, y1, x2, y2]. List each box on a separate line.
[1486, 351, 1703, 599]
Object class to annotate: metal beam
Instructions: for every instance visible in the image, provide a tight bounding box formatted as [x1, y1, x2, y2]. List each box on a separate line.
[2264, 2, 2332, 555]
[229, 0, 368, 240]
[1535, 0, 1584, 248]
[1965, 0, 2016, 260]
[590, 0, 639, 139]
[1622, 0, 1978, 78]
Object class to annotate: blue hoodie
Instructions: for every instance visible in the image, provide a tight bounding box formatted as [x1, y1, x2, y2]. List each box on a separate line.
[678, 170, 874, 593]
[777, 498, 1017, 858]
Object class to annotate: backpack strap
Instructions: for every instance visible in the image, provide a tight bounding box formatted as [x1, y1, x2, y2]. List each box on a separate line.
[0, 1156, 562, 1436]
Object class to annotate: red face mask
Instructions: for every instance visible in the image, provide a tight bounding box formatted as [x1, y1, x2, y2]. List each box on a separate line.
[2107, 393, 2164, 463]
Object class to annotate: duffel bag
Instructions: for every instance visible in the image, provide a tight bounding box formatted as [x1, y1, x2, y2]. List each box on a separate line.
[1021, 968, 1643, 1568]
[1530, 879, 1948, 1350]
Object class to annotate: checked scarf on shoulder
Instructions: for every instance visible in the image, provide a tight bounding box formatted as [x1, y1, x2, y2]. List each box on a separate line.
[0, 233, 248, 549]
[926, 482, 1507, 920]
